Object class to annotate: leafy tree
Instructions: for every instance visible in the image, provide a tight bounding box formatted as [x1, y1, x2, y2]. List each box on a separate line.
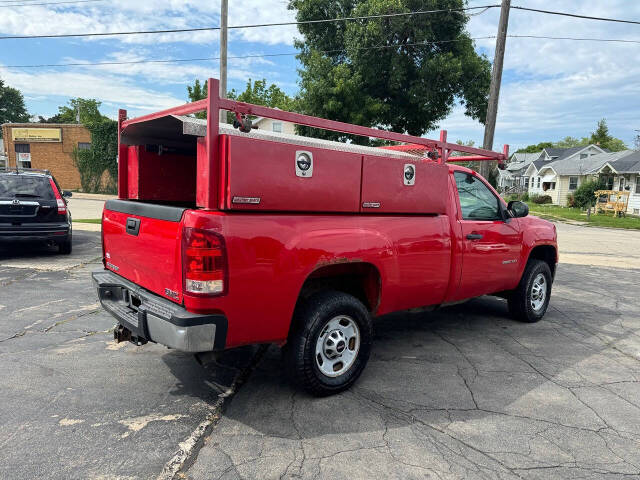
[516, 142, 553, 153]
[54, 98, 107, 125]
[187, 78, 295, 121]
[0, 79, 30, 137]
[517, 120, 627, 153]
[289, 0, 491, 144]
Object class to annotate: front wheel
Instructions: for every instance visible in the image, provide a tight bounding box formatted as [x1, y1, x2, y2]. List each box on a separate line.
[508, 259, 552, 323]
[284, 291, 372, 396]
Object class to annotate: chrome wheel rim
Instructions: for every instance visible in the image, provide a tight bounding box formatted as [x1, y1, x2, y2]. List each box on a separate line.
[315, 315, 360, 378]
[530, 273, 547, 312]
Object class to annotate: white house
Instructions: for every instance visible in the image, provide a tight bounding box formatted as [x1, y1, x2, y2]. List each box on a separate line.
[252, 112, 296, 135]
[524, 145, 607, 199]
[595, 151, 640, 215]
[497, 152, 541, 191]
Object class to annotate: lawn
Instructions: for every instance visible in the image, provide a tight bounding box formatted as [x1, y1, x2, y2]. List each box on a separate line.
[527, 204, 640, 230]
[72, 218, 102, 224]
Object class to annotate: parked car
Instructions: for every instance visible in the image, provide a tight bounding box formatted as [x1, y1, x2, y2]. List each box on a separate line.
[0, 168, 73, 254]
[93, 83, 557, 396]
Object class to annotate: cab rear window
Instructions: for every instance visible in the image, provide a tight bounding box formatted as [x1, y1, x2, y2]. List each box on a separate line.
[0, 176, 55, 200]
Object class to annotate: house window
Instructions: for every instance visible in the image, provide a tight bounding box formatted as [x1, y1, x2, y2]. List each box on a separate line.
[536, 177, 540, 188]
[15, 143, 31, 168]
[78, 142, 91, 150]
[580, 153, 588, 159]
[524, 177, 529, 188]
[272, 122, 283, 133]
[619, 177, 625, 191]
[636, 177, 640, 194]
[569, 176, 578, 190]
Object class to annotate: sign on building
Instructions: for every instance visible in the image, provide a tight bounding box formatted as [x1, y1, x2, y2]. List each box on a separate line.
[11, 128, 62, 142]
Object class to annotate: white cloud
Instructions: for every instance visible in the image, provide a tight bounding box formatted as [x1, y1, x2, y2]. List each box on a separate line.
[0, 0, 297, 45]
[0, 67, 183, 116]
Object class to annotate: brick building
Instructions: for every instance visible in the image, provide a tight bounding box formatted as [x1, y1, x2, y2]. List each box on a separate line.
[1, 123, 91, 189]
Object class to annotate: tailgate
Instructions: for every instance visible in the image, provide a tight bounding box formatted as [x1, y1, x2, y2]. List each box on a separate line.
[102, 200, 187, 304]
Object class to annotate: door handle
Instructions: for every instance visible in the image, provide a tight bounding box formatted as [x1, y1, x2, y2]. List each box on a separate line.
[126, 217, 141, 236]
[466, 233, 483, 240]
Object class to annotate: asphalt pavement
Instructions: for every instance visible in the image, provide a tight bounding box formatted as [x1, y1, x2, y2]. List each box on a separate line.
[0, 224, 639, 479]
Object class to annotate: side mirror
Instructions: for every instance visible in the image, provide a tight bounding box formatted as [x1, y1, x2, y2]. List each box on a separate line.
[63, 190, 73, 198]
[508, 200, 529, 218]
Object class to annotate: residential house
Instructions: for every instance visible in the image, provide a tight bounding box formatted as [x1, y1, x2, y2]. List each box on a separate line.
[252, 111, 296, 135]
[524, 145, 606, 199]
[594, 151, 640, 215]
[497, 152, 541, 192]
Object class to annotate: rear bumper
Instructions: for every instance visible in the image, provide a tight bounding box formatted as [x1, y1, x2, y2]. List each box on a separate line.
[92, 269, 227, 353]
[0, 222, 70, 241]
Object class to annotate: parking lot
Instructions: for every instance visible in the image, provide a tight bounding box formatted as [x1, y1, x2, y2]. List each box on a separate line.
[1, 214, 640, 479]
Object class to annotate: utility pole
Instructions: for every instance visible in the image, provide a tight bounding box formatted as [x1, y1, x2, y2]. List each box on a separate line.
[482, 0, 510, 179]
[219, 0, 228, 123]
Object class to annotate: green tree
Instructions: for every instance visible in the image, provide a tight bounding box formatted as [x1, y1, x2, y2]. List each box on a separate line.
[54, 98, 107, 125]
[517, 120, 628, 153]
[0, 79, 30, 137]
[187, 78, 295, 121]
[187, 79, 208, 119]
[289, 0, 491, 144]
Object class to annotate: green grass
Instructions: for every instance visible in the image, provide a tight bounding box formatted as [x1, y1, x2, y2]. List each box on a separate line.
[72, 218, 102, 224]
[527, 204, 640, 230]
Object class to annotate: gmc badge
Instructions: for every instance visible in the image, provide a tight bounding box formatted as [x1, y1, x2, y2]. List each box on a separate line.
[295, 151, 313, 178]
[403, 164, 416, 186]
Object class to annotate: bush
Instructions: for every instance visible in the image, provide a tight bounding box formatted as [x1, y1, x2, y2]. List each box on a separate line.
[530, 194, 552, 204]
[73, 119, 118, 193]
[566, 193, 576, 207]
[521, 192, 529, 202]
[573, 179, 605, 209]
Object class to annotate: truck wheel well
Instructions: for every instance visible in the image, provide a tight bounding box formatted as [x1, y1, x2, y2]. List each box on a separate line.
[528, 245, 557, 278]
[296, 263, 381, 314]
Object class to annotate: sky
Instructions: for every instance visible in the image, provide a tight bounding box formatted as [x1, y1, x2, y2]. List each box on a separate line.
[0, 0, 639, 151]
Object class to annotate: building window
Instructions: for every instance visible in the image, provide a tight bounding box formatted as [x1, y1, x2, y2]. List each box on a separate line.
[524, 177, 529, 188]
[536, 177, 540, 188]
[619, 177, 625, 191]
[272, 122, 283, 133]
[580, 153, 588, 159]
[636, 177, 640, 194]
[78, 142, 91, 150]
[15, 143, 31, 168]
[569, 176, 578, 190]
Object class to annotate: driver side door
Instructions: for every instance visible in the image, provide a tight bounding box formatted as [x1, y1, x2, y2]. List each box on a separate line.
[452, 171, 522, 300]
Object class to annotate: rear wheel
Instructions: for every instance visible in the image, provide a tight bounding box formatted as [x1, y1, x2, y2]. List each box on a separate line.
[508, 259, 552, 323]
[284, 291, 372, 396]
[58, 234, 72, 255]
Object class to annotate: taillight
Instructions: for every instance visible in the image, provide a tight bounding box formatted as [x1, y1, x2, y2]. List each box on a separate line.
[182, 227, 227, 296]
[48, 178, 67, 214]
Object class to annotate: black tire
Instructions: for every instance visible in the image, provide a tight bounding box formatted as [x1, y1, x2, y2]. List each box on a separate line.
[58, 234, 72, 255]
[284, 291, 373, 396]
[508, 259, 552, 323]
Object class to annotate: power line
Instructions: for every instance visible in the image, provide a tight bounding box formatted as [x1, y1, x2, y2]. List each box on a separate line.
[511, 5, 640, 26]
[5, 33, 640, 70]
[0, 5, 498, 40]
[508, 34, 640, 45]
[0, 37, 498, 69]
[0, 0, 103, 7]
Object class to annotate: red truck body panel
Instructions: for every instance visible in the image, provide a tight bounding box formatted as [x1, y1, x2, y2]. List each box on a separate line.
[101, 79, 557, 353]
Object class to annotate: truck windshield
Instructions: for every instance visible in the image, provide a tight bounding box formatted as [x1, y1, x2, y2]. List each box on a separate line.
[0, 175, 55, 200]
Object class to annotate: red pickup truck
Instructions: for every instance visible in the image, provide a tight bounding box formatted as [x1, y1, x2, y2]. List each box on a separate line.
[93, 79, 557, 396]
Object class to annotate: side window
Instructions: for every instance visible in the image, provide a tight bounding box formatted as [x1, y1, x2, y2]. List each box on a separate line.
[454, 172, 500, 221]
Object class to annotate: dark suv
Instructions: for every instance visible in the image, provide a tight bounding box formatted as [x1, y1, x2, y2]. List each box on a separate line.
[0, 168, 73, 254]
